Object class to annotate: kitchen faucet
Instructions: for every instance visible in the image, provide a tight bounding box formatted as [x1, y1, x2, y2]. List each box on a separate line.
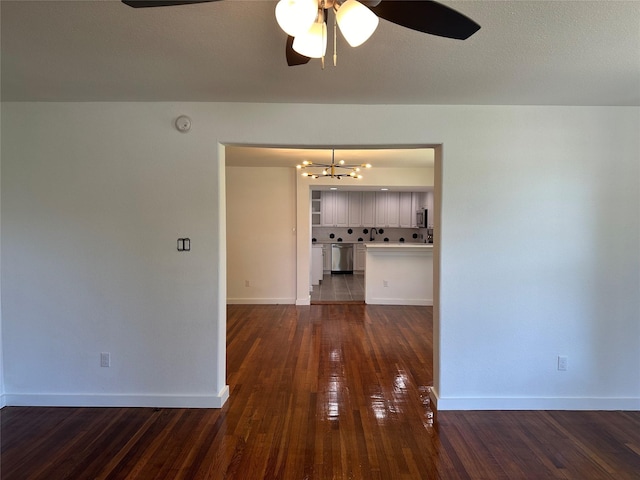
[369, 228, 378, 242]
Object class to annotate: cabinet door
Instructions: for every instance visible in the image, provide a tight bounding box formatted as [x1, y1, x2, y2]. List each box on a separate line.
[354, 245, 366, 271]
[311, 246, 323, 285]
[323, 244, 331, 271]
[375, 192, 388, 227]
[386, 192, 400, 227]
[321, 191, 336, 226]
[348, 191, 363, 226]
[399, 192, 413, 228]
[362, 192, 376, 227]
[311, 191, 322, 226]
[334, 191, 349, 227]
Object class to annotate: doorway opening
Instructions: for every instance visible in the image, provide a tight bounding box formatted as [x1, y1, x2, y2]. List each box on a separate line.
[222, 143, 443, 399]
[224, 145, 438, 306]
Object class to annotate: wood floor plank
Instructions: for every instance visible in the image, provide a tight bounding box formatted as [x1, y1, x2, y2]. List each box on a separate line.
[2, 304, 639, 479]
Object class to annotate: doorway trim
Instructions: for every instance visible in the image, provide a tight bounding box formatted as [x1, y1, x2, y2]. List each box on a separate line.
[220, 142, 443, 407]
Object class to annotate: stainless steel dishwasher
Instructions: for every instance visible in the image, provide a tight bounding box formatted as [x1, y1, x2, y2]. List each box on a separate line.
[331, 243, 353, 273]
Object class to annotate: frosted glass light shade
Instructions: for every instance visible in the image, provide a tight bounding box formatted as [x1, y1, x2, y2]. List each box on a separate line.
[275, 0, 318, 37]
[292, 22, 327, 58]
[336, 0, 379, 47]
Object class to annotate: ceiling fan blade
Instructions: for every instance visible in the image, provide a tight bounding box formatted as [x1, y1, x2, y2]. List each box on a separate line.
[286, 36, 311, 66]
[122, 0, 220, 8]
[371, 0, 480, 40]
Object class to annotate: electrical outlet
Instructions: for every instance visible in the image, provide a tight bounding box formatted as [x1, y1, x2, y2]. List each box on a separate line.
[245, 280, 250, 287]
[383, 280, 389, 287]
[100, 352, 111, 368]
[557, 355, 568, 371]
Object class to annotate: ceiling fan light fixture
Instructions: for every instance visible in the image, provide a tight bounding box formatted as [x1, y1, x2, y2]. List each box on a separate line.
[336, 0, 379, 47]
[292, 21, 327, 59]
[275, 0, 318, 37]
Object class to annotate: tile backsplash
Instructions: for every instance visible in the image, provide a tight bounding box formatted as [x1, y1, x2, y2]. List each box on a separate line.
[312, 227, 429, 244]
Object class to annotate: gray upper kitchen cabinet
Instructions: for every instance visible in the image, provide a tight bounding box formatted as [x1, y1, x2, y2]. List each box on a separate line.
[375, 191, 400, 227]
[319, 190, 425, 229]
[321, 191, 349, 227]
[399, 192, 413, 228]
[362, 192, 376, 226]
[311, 190, 322, 226]
[320, 191, 335, 226]
[335, 192, 349, 226]
[348, 191, 376, 227]
[348, 192, 363, 226]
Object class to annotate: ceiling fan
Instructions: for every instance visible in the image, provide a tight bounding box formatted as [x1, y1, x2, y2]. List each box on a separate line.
[122, 0, 480, 67]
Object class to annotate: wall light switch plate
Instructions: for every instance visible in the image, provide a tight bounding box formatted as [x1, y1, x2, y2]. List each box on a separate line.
[101, 352, 111, 368]
[557, 355, 568, 371]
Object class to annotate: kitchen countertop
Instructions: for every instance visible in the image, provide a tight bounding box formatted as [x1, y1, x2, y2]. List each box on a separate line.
[364, 243, 433, 248]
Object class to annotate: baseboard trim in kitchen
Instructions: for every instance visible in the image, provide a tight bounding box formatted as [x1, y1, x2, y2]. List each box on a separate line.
[311, 300, 365, 305]
[365, 298, 433, 306]
[227, 298, 296, 305]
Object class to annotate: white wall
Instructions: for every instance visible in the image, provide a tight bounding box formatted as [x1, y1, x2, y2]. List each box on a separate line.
[0, 50, 3, 407]
[1, 102, 638, 410]
[0, 5, 5, 408]
[226, 166, 296, 304]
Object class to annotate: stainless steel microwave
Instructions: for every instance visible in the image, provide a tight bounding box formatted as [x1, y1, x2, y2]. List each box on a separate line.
[416, 208, 428, 228]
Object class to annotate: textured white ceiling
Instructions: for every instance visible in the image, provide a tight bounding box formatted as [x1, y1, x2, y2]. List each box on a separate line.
[2, 0, 639, 105]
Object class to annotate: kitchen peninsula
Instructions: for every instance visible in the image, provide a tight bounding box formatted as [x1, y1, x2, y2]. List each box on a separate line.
[365, 243, 433, 306]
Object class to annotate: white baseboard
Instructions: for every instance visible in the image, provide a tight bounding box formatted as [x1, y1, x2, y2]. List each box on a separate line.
[227, 298, 295, 305]
[296, 296, 310, 306]
[365, 298, 433, 306]
[4, 386, 230, 409]
[0, 393, 6, 409]
[430, 387, 640, 411]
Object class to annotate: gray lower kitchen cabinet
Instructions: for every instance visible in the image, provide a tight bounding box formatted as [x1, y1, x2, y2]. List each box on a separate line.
[322, 244, 331, 271]
[354, 244, 366, 271]
[311, 245, 323, 285]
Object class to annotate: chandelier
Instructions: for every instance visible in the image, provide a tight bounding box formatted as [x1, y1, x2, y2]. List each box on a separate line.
[296, 150, 372, 179]
[276, 0, 379, 65]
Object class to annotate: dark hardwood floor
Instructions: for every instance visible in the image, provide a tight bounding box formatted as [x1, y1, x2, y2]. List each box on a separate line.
[2, 304, 639, 479]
